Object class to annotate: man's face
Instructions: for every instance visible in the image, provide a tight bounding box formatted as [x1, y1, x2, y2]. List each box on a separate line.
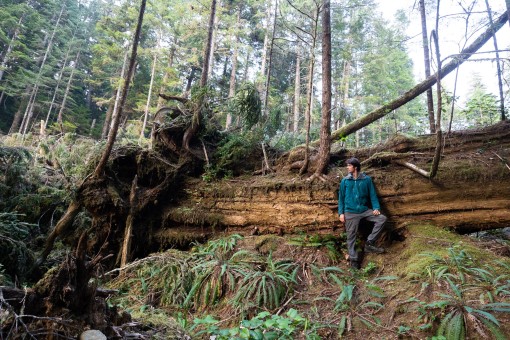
[346, 164, 355, 174]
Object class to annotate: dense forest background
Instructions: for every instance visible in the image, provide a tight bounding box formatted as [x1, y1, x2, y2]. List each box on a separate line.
[1, 0, 507, 149]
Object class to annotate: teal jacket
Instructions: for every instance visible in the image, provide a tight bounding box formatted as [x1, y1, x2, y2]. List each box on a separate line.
[338, 172, 381, 215]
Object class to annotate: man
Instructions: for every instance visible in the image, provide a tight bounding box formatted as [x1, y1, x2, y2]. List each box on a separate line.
[338, 157, 387, 269]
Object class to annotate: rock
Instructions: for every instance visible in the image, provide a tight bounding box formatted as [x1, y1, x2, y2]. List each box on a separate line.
[79, 330, 107, 340]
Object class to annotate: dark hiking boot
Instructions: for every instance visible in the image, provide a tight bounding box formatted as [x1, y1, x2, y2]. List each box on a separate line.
[349, 260, 360, 269]
[364, 241, 385, 254]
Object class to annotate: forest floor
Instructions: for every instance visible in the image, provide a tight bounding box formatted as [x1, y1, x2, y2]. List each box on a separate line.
[104, 213, 510, 339]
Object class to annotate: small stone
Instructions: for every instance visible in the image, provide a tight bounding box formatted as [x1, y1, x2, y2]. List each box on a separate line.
[79, 330, 107, 340]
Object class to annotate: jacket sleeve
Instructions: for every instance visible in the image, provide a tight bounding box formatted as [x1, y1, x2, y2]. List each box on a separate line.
[338, 179, 345, 215]
[368, 178, 381, 211]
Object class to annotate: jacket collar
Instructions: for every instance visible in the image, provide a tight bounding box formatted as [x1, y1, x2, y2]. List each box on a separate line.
[345, 172, 367, 180]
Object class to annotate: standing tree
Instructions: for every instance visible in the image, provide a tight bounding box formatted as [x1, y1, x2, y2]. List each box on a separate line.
[182, 0, 217, 152]
[484, 0, 506, 121]
[418, 0, 436, 133]
[313, 0, 331, 179]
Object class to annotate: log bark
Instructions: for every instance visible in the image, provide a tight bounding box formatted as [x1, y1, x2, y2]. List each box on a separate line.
[325, 11, 508, 145]
[314, 0, 332, 176]
[419, 0, 435, 133]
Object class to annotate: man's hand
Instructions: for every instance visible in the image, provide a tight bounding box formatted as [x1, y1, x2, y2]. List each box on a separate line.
[373, 209, 381, 216]
[339, 214, 345, 223]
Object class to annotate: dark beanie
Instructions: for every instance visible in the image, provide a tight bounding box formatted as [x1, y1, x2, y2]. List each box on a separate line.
[346, 157, 361, 171]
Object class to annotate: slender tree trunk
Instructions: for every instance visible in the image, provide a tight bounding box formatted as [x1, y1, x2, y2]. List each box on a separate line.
[293, 45, 301, 133]
[326, 11, 508, 145]
[430, 0, 442, 179]
[101, 93, 116, 139]
[207, 3, 220, 80]
[9, 98, 27, 134]
[263, 0, 278, 117]
[226, 7, 241, 129]
[182, 0, 217, 151]
[259, 1, 272, 87]
[339, 58, 351, 130]
[243, 49, 250, 82]
[20, 3, 65, 136]
[45, 33, 76, 130]
[57, 51, 80, 133]
[419, 0, 436, 133]
[183, 66, 197, 97]
[299, 5, 319, 175]
[104, 51, 128, 139]
[140, 51, 157, 142]
[448, 2, 475, 133]
[200, 0, 217, 88]
[0, 15, 23, 82]
[94, 0, 146, 177]
[314, 0, 332, 177]
[484, 0, 506, 121]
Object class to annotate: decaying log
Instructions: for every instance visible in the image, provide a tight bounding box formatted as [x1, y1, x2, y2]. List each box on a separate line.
[392, 159, 430, 178]
[158, 93, 188, 104]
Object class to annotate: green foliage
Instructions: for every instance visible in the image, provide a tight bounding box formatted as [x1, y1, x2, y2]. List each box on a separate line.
[417, 246, 476, 284]
[232, 253, 298, 313]
[410, 246, 510, 339]
[205, 129, 263, 180]
[287, 233, 344, 263]
[191, 308, 320, 339]
[0, 212, 36, 284]
[108, 250, 197, 308]
[194, 234, 243, 254]
[228, 82, 262, 130]
[184, 249, 254, 310]
[418, 278, 510, 340]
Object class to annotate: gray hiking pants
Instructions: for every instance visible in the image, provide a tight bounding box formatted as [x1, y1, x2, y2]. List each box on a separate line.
[345, 209, 387, 262]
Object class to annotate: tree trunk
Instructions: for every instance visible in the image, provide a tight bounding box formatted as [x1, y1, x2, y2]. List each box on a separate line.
[326, 11, 508, 145]
[104, 51, 128, 139]
[207, 4, 220, 81]
[182, 0, 217, 152]
[200, 0, 216, 88]
[225, 7, 241, 129]
[299, 5, 319, 175]
[259, 0, 272, 93]
[263, 0, 278, 117]
[94, 0, 146, 177]
[314, 0, 332, 177]
[293, 45, 301, 133]
[484, 0, 506, 121]
[57, 51, 80, 134]
[419, 0, 436, 133]
[44, 48, 70, 130]
[9, 98, 27, 134]
[429, 30, 442, 179]
[140, 51, 157, 142]
[101, 94, 115, 139]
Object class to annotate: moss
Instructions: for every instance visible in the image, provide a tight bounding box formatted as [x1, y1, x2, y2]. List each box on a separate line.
[396, 223, 510, 279]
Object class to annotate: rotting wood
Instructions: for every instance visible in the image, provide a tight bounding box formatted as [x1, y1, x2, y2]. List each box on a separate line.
[392, 159, 430, 178]
[120, 175, 138, 268]
[492, 151, 510, 171]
